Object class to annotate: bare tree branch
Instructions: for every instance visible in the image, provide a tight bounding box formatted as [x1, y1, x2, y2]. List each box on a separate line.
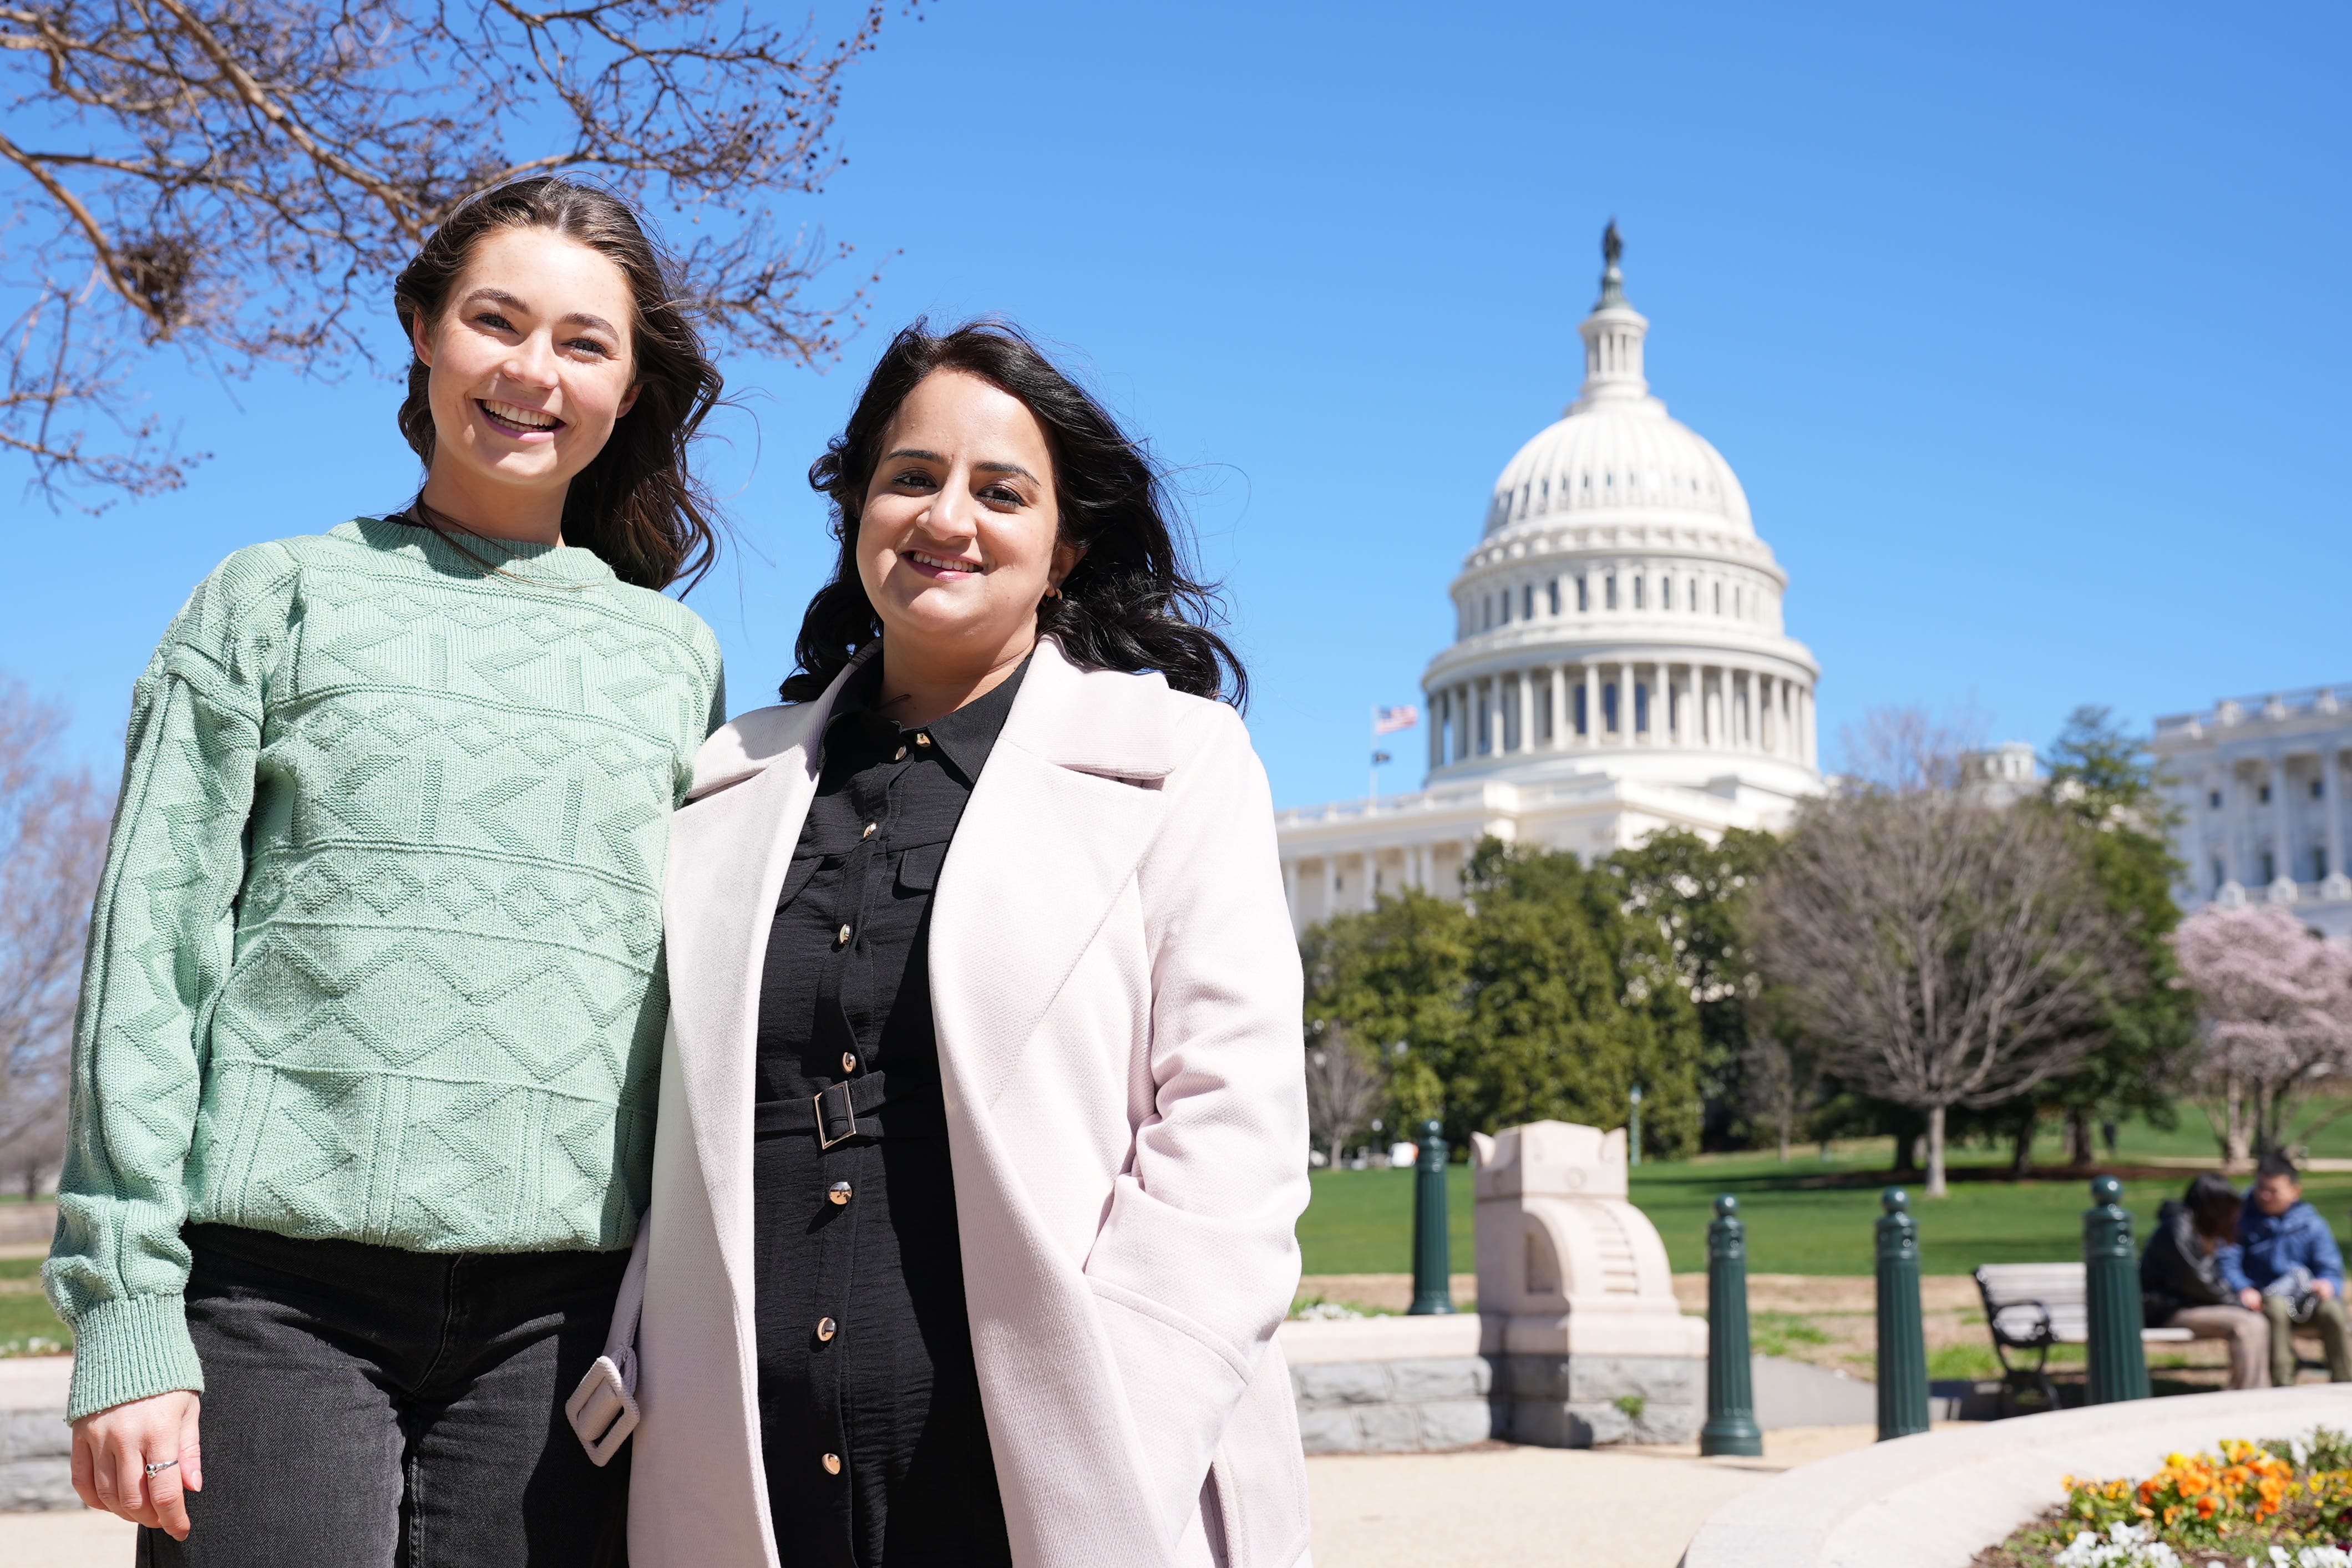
[1747, 787, 2143, 1196]
[1304, 1024, 1385, 1170]
[0, 676, 112, 1197]
[0, 0, 919, 503]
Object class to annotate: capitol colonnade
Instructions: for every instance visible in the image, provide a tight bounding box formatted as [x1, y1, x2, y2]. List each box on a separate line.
[1275, 225, 1826, 932]
[2153, 684, 2352, 942]
[1425, 660, 1814, 764]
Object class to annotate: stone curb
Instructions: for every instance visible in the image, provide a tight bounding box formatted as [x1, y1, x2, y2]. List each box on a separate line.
[1679, 1385, 2352, 1568]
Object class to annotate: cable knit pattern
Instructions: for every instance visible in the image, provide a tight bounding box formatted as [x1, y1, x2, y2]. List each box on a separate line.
[47, 517, 724, 1420]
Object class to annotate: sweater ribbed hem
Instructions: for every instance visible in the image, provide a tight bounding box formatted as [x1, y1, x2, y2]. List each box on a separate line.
[64, 1293, 204, 1422]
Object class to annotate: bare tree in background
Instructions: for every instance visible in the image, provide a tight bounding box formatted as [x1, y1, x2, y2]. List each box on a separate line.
[1836, 701, 1988, 795]
[1304, 1024, 1385, 1169]
[0, 0, 919, 501]
[1740, 1006, 1822, 1164]
[0, 679, 111, 1197]
[1748, 785, 2143, 1197]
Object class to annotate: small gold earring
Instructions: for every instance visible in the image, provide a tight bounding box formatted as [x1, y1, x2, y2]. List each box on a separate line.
[1044, 586, 1062, 600]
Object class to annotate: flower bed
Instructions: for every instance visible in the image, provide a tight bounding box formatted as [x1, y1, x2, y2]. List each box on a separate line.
[1979, 1430, 2352, 1567]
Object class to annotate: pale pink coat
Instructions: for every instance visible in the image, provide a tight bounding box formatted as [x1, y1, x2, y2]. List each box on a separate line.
[621, 638, 1314, 1568]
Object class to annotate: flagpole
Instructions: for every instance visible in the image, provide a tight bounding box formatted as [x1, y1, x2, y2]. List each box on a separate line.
[1368, 706, 1379, 803]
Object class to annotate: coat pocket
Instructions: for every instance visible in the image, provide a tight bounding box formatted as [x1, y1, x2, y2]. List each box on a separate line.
[1087, 1275, 1252, 1546]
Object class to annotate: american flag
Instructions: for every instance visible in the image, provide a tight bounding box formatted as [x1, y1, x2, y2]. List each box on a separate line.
[1373, 704, 1420, 735]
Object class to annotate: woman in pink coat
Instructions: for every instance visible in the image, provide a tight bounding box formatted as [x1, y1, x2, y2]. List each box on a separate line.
[571, 320, 1314, 1567]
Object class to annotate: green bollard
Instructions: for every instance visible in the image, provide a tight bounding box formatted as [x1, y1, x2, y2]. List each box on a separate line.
[1408, 1118, 1454, 1315]
[2083, 1175, 2151, 1404]
[1701, 1194, 1763, 1457]
[1874, 1186, 1930, 1441]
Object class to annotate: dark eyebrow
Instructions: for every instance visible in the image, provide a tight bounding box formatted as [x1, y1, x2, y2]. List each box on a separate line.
[460, 288, 618, 337]
[878, 449, 1040, 486]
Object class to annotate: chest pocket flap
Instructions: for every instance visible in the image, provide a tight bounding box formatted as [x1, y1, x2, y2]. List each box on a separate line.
[896, 841, 948, 894]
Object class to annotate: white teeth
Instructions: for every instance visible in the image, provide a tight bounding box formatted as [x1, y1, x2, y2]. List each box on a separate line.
[483, 399, 559, 430]
[910, 551, 980, 574]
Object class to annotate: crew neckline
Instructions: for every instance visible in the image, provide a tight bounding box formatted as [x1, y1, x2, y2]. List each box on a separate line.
[344, 515, 619, 586]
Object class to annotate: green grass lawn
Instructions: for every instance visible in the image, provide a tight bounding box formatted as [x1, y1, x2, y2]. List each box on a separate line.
[1299, 1102, 2352, 1278]
[0, 1257, 69, 1356]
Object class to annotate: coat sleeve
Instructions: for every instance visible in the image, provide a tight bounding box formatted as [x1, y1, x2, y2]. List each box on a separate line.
[1080, 703, 1308, 1526]
[44, 544, 295, 1421]
[2218, 1239, 2253, 1296]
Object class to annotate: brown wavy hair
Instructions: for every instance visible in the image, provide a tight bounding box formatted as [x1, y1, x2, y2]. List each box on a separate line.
[782, 318, 1245, 708]
[392, 177, 723, 591]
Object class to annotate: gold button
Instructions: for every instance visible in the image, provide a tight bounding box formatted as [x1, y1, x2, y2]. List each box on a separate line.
[915, 733, 932, 748]
[837, 924, 851, 945]
[842, 1052, 858, 1073]
[861, 822, 876, 838]
[894, 746, 908, 762]
[817, 1317, 837, 1342]
[829, 1181, 853, 1205]
[822, 1452, 842, 1475]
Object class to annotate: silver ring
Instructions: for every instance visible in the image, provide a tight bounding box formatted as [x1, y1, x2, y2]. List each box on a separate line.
[144, 1459, 178, 1478]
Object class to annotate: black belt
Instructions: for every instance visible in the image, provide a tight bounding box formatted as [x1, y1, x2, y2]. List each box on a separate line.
[754, 1072, 944, 1146]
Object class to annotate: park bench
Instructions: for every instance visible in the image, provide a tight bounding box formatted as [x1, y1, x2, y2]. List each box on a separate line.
[1975, 1262, 2193, 1412]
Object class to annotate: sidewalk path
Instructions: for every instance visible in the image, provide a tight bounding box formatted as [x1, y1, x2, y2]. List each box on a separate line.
[1307, 1425, 1878, 1567]
[3, 1426, 1882, 1567]
[0, 1511, 132, 1566]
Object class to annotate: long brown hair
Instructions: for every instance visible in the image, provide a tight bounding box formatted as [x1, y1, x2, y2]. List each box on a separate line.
[392, 177, 723, 592]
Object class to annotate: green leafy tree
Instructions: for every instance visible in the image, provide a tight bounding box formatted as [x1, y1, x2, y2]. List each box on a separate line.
[1299, 889, 1472, 1134]
[1605, 828, 1783, 1149]
[1299, 839, 1705, 1159]
[2018, 706, 2198, 1163]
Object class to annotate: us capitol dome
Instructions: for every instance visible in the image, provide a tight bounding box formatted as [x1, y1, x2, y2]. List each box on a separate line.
[1276, 225, 1824, 930]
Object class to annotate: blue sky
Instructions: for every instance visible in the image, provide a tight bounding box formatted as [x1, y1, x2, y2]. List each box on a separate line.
[4, 1, 2347, 808]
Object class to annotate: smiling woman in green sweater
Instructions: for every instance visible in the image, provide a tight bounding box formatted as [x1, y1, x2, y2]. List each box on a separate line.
[45, 178, 726, 1564]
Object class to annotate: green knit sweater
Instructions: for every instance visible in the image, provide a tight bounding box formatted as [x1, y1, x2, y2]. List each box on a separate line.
[47, 518, 724, 1420]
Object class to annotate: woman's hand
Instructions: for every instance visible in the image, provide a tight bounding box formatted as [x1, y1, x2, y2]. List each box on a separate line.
[71, 1391, 202, 1540]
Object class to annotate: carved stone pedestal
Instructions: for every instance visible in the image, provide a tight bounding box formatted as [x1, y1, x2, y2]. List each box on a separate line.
[1471, 1120, 1706, 1445]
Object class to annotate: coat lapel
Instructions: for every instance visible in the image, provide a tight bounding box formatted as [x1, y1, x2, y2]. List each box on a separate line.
[929, 640, 1177, 1113]
[661, 655, 866, 1296]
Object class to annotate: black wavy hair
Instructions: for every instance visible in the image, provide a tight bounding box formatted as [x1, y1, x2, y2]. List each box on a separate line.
[779, 318, 1246, 707]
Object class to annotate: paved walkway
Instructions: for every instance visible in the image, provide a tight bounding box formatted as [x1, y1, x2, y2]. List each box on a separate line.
[5, 1344, 1862, 1565]
[6, 1428, 1878, 1567]
[1307, 1425, 1877, 1567]
[1, 1510, 133, 1567]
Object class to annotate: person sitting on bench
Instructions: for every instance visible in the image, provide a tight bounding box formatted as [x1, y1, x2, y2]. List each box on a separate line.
[2142, 1171, 2268, 1389]
[2239, 1152, 2352, 1386]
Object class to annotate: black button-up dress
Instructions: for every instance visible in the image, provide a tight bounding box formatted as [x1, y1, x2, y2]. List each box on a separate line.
[751, 654, 1025, 1567]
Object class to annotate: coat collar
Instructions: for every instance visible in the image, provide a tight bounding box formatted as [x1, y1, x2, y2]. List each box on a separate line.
[686, 637, 1179, 800]
[993, 638, 1180, 782]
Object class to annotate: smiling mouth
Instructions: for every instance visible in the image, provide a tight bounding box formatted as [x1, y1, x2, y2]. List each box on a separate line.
[906, 550, 984, 576]
[478, 399, 564, 437]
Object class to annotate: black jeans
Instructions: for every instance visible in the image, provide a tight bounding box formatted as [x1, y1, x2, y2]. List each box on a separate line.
[141, 1224, 631, 1568]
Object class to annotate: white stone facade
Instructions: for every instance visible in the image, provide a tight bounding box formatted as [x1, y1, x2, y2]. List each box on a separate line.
[1277, 232, 1824, 931]
[2151, 683, 2352, 942]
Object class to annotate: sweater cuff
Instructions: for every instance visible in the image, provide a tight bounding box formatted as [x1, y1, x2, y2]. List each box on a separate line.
[64, 1294, 205, 1422]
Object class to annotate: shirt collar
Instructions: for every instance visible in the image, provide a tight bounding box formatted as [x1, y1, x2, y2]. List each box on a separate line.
[824, 650, 1033, 786]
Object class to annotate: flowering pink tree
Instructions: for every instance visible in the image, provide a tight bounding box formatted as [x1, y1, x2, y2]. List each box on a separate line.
[2171, 906, 2352, 1165]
